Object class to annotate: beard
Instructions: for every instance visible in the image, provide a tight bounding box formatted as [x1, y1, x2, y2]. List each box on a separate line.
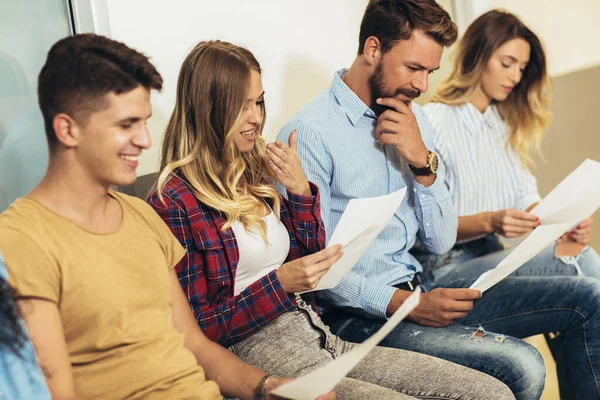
[368, 62, 421, 116]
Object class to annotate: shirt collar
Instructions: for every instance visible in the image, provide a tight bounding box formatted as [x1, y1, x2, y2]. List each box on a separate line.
[457, 103, 498, 135]
[330, 69, 375, 126]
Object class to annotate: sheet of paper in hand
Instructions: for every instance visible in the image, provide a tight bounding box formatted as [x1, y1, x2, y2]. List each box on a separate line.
[470, 221, 575, 293]
[302, 188, 407, 294]
[472, 159, 600, 294]
[531, 159, 600, 226]
[270, 288, 421, 400]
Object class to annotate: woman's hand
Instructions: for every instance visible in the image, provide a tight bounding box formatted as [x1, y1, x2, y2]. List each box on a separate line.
[489, 208, 540, 238]
[266, 377, 336, 400]
[559, 217, 594, 244]
[276, 245, 343, 293]
[267, 130, 311, 196]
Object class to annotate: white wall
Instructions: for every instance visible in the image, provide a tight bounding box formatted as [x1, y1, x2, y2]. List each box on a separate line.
[456, 0, 600, 78]
[450, 0, 490, 36]
[105, 0, 369, 176]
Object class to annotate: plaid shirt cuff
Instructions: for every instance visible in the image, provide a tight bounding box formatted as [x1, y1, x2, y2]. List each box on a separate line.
[260, 269, 296, 310]
[286, 182, 320, 222]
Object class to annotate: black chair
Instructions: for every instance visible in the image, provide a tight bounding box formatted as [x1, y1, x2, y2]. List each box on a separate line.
[117, 172, 158, 200]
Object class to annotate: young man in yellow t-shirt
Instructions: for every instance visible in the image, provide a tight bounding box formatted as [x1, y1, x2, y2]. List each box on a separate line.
[0, 34, 333, 400]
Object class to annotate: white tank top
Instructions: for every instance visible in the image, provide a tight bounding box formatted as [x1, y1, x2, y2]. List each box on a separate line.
[231, 210, 291, 295]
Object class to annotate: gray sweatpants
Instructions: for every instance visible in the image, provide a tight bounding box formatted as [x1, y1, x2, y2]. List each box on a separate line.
[229, 307, 514, 400]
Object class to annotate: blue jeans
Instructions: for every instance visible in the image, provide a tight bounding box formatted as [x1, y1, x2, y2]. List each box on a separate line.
[415, 235, 600, 281]
[322, 245, 600, 400]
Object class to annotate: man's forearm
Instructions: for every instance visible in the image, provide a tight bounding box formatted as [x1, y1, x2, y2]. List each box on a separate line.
[386, 289, 412, 317]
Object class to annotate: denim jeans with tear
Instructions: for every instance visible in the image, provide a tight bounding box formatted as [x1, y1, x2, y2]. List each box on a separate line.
[323, 239, 600, 400]
[415, 234, 600, 282]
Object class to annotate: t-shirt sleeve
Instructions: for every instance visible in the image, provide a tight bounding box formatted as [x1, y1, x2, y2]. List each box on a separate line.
[0, 228, 60, 304]
[135, 198, 187, 270]
[157, 219, 186, 271]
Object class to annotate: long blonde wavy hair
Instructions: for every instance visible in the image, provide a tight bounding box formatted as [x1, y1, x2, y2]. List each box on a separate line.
[433, 10, 552, 168]
[156, 40, 280, 241]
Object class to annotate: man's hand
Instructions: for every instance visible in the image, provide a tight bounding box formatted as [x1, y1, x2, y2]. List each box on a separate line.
[267, 377, 336, 400]
[489, 208, 539, 238]
[389, 288, 482, 327]
[374, 97, 429, 168]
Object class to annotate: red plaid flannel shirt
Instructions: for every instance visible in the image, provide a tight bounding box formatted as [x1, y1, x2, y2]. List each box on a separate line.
[147, 175, 325, 347]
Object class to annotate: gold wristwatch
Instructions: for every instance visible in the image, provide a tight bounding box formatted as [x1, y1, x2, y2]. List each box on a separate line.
[409, 151, 438, 176]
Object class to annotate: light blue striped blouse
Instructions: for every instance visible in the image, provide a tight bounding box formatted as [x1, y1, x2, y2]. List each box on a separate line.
[276, 70, 457, 318]
[424, 103, 541, 224]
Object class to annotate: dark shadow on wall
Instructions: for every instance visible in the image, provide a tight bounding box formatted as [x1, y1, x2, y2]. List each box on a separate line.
[532, 64, 600, 251]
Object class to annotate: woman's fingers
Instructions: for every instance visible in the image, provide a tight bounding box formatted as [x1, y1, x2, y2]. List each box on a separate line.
[267, 142, 289, 162]
[315, 250, 343, 274]
[266, 148, 288, 172]
[305, 245, 343, 265]
[570, 231, 591, 244]
[503, 223, 534, 235]
[510, 210, 539, 222]
[268, 159, 284, 176]
[272, 141, 292, 159]
[505, 216, 539, 229]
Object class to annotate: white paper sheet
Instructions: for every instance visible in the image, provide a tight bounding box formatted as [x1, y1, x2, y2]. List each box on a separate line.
[470, 221, 575, 292]
[304, 188, 407, 293]
[470, 159, 600, 293]
[531, 159, 600, 225]
[271, 288, 421, 400]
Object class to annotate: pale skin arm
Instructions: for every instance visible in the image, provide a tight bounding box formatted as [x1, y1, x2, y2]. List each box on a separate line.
[457, 210, 540, 241]
[16, 299, 86, 400]
[457, 199, 540, 242]
[169, 270, 334, 400]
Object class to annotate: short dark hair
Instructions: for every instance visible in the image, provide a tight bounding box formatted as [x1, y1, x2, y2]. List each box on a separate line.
[38, 34, 163, 149]
[358, 0, 458, 55]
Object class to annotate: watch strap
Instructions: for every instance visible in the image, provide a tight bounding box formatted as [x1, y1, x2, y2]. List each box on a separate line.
[410, 152, 436, 176]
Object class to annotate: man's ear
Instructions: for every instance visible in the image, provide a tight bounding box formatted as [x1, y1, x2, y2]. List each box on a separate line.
[52, 113, 80, 148]
[362, 36, 382, 67]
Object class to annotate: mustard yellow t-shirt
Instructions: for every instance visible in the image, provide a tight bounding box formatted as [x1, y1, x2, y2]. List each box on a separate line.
[0, 191, 221, 400]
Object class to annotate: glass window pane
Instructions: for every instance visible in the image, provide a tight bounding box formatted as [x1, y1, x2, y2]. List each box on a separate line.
[0, 0, 72, 212]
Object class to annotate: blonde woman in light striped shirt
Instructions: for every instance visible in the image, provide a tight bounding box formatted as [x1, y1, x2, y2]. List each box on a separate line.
[420, 9, 600, 280]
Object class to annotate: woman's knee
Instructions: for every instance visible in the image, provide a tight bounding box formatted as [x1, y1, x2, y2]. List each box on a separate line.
[354, 346, 516, 400]
[335, 377, 414, 400]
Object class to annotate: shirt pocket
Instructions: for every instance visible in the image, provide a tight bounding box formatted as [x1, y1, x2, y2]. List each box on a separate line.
[192, 226, 232, 303]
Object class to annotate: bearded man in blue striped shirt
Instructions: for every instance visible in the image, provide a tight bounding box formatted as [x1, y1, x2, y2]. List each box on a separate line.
[276, 1, 600, 399]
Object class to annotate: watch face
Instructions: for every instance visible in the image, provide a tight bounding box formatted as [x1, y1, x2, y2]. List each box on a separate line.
[429, 152, 439, 173]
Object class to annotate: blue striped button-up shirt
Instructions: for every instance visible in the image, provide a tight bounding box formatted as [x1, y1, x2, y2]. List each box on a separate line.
[424, 102, 541, 221]
[276, 70, 457, 318]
